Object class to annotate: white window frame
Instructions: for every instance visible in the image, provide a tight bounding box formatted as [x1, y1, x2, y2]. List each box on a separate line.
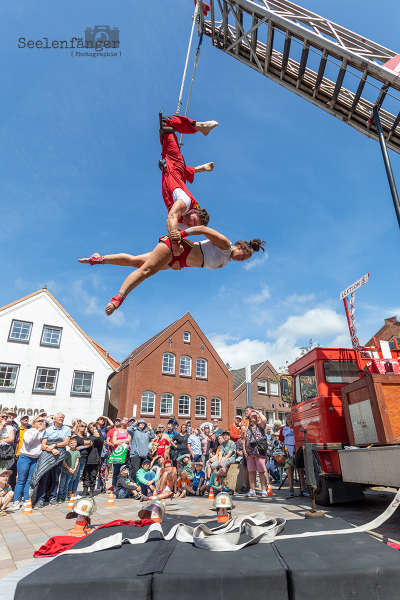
[0, 363, 20, 390]
[33, 367, 59, 394]
[211, 397, 221, 418]
[9, 320, 33, 343]
[278, 412, 286, 425]
[195, 396, 206, 418]
[178, 394, 191, 416]
[71, 371, 94, 396]
[183, 331, 191, 343]
[160, 393, 174, 415]
[196, 358, 207, 378]
[162, 352, 175, 374]
[41, 325, 62, 347]
[180, 355, 192, 376]
[257, 379, 267, 394]
[270, 380, 279, 396]
[266, 411, 275, 425]
[141, 391, 155, 415]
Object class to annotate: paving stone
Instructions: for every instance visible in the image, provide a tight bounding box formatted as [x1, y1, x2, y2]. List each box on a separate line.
[0, 552, 12, 561]
[10, 547, 35, 559]
[3, 531, 28, 543]
[0, 566, 17, 577]
[6, 541, 33, 551]
[25, 535, 50, 544]
[0, 558, 16, 569]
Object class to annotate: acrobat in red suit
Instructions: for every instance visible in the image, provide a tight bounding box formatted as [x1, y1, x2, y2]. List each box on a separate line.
[159, 114, 218, 257]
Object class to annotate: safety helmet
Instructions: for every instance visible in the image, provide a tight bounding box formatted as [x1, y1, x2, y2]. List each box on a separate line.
[138, 499, 166, 523]
[73, 497, 97, 517]
[213, 491, 233, 511]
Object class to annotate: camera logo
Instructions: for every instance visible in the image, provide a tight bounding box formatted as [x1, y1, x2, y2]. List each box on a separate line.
[85, 25, 120, 51]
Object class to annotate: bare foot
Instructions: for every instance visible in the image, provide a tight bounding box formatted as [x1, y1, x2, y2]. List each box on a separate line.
[204, 162, 214, 171]
[196, 121, 219, 136]
[105, 303, 116, 316]
[78, 253, 101, 264]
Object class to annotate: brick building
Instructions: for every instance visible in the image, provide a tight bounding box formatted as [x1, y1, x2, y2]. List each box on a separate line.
[107, 313, 233, 429]
[365, 316, 400, 349]
[231, 361, 289, 424]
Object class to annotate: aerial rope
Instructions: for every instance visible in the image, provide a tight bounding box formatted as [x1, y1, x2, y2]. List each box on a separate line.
[176, 1, 201, 117]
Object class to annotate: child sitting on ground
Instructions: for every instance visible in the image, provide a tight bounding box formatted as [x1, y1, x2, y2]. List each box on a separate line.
[175, 470, 189, 498]
[176, 454, 194, 481]
[0, 470, 14, 516]
[136, 458, 159, 496]
[184, 462, 206, 496]
[116, 464, 142, 499]
[207, 467, 233, 496]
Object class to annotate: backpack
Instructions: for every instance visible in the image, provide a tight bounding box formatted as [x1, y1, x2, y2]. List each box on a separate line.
[248, 426, 269, 456]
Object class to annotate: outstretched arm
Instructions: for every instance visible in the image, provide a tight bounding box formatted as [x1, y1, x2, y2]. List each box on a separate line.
[167, 201, 187, 256]
[194, 162, 214, 173]
[177, 225, 231, 251]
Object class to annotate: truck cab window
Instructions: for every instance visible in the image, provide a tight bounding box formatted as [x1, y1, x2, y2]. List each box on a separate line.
[295, 366, 317, 403]
[323, 361, 359, 383]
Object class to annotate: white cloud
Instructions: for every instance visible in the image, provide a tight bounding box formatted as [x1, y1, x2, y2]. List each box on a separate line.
[283, 293, 316, 305]
[243, 252, 269, 271]
[244, 286, 270, 304]
[269, 307, 347, 340]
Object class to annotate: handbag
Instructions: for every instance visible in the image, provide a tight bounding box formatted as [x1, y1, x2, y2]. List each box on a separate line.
[108, 444, 129, 464]
[0, 444, 14, 461]
[248, 426, 269, 456]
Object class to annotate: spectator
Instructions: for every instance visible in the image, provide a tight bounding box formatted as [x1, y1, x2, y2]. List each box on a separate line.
[211, 419, 223, 437]
[207, 432, 219, 469]
[235, 437, 244, 463]
[57, 438, 80, 502]
[187, 427, 202, 462]
[238, 407, 252, 495]
[185, 462, 206, 496]
[0, 470, 13, 516]
[171, 423, 190, 460]
[265, 424, 273, 441]
[127, 420, 155, 483]
[269, 432, 284, 484]
[207, 467, 232, 495]
[33, 413, 71, 509]
[281, 411, 310, 498]
[273, 419, 282, 433]
[5, 411, 19, 490]
[112, 417, 132, 489]
[154, 429, 170, 459]
[96, 416, 114, 493]
[0, 412, 15, 475]
[229, 415, 242, 443]
[69, 422, 91, 498]
[167, 416, 179, 433]
[13, 415, 46, 510]
[136, 458, 158, 496]
[165, 422, 175, 440]
[115, 464, 142, 499]
[107, 418, 121, 451]
[156, 424, 168, 440]
[245, 410, 270, 499]
[175, 470, 189, 498]
[151, 455, 164, 478]
[176, 454, 194, 481]
[185, 420, 192, 434]
[206, 431, 236, 479]
[82, 422, 104, 498]
[200, 426, 210, 466]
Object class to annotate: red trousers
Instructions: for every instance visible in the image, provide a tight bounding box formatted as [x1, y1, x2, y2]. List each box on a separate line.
[161, 115, 199, 213]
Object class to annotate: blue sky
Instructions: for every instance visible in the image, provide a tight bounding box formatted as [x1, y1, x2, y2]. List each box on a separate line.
[1, 0, 400, 369]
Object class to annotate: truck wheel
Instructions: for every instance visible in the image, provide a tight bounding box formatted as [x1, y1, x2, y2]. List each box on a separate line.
[313, 455, 330, 506]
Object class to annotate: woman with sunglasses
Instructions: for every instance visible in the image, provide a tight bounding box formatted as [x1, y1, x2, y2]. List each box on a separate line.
[68, 423, 92, 498]
[12, 415, 47, 510]
[82, 423, 104, 498]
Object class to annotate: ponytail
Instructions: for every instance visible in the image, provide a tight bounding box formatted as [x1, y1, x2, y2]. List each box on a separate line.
[234, 238, 266, 255]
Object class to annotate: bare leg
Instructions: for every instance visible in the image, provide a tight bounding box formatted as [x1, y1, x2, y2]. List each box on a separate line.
[243, 466, 249, 488]
[195, 121, 219, 136]
[259, 471, 267, 491]
[78, 252, 151, 267]
[299, 467, 305, 489]
[0, 491, 13, 511]
[248, 471, 256, 491]
[106, 243, 172, 315]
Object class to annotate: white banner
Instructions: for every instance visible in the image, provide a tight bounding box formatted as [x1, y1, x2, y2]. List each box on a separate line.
[340, 273, 369, 300]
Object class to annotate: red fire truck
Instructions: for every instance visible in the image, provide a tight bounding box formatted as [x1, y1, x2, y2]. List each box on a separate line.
[288, 343, 400, 505]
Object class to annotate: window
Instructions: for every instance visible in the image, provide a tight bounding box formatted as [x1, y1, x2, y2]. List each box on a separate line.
[195, 396, 206, 417]
[141, 391, 155, 414]
[178, 394, 190, 416]
[323, 361, 359, 384]
[258, 379, 267, 393]
[295, 366, 317, 404]
[266, 411, 275, 424]
[196, 358, 207, 378]
[183, 332, 190, 343]
[9, 320, 32, 342]
[389, 335, 400, 349]
[71, 371, 93, 395]
[270, 381, 279, 396]
[160, 393, 173, 415]
[33, 367, 59, 393]
[278, 412, 286, 425]
[41, 326, 62, 347]
[180, 356, 192, 376]
[211, 397, 221, 418]
[0, 364, 19, 390]
[162, 353, 175, 374]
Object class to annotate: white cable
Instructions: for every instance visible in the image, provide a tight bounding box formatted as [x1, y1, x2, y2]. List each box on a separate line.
[176, 1, 200, 115]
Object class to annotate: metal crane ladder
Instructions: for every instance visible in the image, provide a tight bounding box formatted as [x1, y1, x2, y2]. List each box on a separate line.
[199, 0, 400, 155]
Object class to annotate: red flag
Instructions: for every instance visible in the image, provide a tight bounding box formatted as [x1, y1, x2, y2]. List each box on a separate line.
[194, 0, 211, 16]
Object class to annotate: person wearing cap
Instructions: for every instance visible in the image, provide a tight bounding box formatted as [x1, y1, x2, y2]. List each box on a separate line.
[211, 419, 223, 437]
[206, 430, 236, 479]
[13, 414, 47, 510]
[0, 469, 14, 515]
[229, 415, 242, 443]
[187, 427, 202, 463]
[136, 458, 158, 496]
[184, 462, 206, 496]
[115, 464, 142, 500]
[0, 412, 15, 474]
[127, 419, 155, 483]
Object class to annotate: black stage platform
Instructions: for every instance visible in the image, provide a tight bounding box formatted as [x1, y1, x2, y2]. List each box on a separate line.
[15, 517, 400, 600]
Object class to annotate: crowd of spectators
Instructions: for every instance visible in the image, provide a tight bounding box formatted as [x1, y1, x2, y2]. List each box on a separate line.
[0, 407, 308, 514]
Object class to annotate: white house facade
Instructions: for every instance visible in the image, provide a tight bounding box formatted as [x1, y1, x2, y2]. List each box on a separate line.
[0, 289, 119, 424]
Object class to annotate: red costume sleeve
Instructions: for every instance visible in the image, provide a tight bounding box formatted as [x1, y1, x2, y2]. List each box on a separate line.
[185, 166, 195, 184]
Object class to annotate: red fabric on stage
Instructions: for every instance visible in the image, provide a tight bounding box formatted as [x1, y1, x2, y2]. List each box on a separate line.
[161, 115, 200, 215]
[33, 519, 155, 558]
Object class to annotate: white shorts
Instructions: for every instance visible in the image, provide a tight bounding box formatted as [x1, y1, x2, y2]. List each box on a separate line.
[172, 188, 191, 214]
[163, 485, 172, 493]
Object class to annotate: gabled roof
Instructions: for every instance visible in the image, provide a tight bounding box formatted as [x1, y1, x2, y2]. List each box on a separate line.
[120, 319, 179, 367]
[230, 362, 265, 391]
[0, 289, 120, 371]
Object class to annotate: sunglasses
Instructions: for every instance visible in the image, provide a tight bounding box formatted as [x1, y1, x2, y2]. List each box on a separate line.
[79, 425, 86, 428]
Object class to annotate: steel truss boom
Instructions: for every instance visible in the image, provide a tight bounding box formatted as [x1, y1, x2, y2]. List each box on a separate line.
[199, 0, 400, 154]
